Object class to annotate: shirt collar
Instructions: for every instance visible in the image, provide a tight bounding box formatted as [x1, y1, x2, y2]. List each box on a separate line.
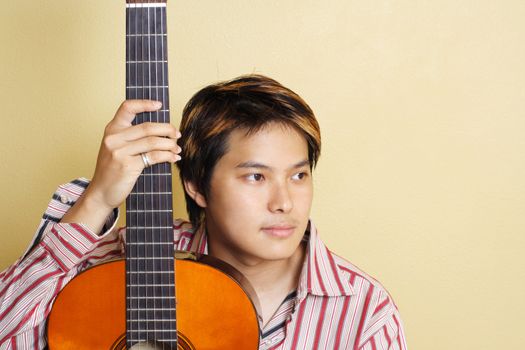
[297, 221, 355, 299]
[189, 220, 355, 299]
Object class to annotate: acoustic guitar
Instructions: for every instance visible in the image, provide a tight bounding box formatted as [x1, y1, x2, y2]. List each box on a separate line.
[47, 1, 260, 349]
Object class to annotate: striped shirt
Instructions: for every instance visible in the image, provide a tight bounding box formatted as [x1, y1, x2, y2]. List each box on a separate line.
[0, 179, 407, 349]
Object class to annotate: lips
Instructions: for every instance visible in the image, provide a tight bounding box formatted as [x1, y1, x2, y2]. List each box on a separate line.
[261, 224, 296, 238]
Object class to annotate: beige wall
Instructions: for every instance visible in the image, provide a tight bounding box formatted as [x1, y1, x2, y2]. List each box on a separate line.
[1, 0, 524, 348]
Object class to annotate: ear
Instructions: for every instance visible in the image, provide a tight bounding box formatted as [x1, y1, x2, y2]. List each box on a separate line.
[183, 180, 207, 208]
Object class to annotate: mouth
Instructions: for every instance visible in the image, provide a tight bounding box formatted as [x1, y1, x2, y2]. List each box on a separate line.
[261, 224, 296, 238]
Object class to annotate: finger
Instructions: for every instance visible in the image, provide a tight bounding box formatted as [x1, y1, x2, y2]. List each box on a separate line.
[124, 136, 181, 156]
[111, 100, 162, 128]
[140, 151, 181, 168]
[120, 122, 181, 142]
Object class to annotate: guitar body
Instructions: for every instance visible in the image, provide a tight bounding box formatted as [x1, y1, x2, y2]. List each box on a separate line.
[48, 253, 260, 349]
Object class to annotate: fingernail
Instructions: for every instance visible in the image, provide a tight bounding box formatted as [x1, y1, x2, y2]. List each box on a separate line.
[154, 101, 162, 108]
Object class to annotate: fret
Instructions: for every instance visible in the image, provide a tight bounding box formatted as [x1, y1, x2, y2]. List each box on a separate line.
[128, 307, 175, 320]
[127, 296, 173, 299]
[128, 306, 176, 309]
[126, 242, 173, 246]
[129, 192, 171, 195]
[126, 33, 167, 37]
[128, 319, 176, 322]
[126, 3, 167, 9]
[127, 257, 173, 260]
[126, 243, 173, 247]
[127, 92, 169, 103]
[127, 60, 167, 63]
[128, 329, 176, 333]
[140, 173, 171, 176]
[127, 209, 172, 213]
[127, 271, 173, 274]
[129, 340, 178, 342]
[127, 227, 173, 230]
[127, 86, 169, 89]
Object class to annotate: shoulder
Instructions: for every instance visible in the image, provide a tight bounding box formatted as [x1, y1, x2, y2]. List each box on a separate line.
[308, 219, 405, 346]
[331, 252, 388, 295]
[330, 251, 406, 348]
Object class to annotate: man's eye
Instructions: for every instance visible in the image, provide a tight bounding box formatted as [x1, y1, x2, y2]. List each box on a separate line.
[292, 172, 308, 180]
[247, 173, 264, 181]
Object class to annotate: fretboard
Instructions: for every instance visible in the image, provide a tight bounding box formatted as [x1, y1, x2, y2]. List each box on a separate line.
[124, 0, 176, 348]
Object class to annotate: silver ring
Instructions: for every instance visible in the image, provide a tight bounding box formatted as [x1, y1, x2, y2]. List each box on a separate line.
[140, 153, 151, 168]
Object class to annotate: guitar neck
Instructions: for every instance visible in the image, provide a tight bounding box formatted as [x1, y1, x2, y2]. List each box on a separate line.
[124, 0, 176, 347]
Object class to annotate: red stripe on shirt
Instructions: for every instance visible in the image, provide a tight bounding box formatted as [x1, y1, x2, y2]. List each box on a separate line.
[290, 299, 307, 348]
[51, 227, 82, 259]
[0, 303, 39, 344]
[393, 313, 402, 348]
[370, 336, 377, 350]
[312, 297, 329, 347]
[333, 295, 351, 349]
[325, 247, 345, 294]
[33, 327, 39, 350]
[0, 253, 48, 299]
[372, 296, 390, 317]
[44, 246, 68, 271]
[353, 285, 374, 349]
[69, 223, 96, 243]
[0, 271, 60, 323]
[314, 251, 327, 293]
[383, 324, 392, 344]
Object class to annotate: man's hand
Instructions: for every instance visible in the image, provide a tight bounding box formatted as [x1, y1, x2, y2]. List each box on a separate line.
[61, 100, 182, 234]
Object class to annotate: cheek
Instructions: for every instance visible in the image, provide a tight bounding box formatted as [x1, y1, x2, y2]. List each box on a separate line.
[294, 184, 314, 211]
[210, 183, 263, 224]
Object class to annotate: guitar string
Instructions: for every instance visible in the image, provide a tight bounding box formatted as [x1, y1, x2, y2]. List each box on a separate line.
[153, 5, 167, 349]
[134, 4, 139, 346]
[147, 7, 164, 349]
[144, 3, 150, 346]
[131, 4, 139, 346]
[159, 5, 166, 347]
[126, 3, 132, 346]
[144, 3, 152, 346]
[161, 5, 174, 346]
[129, 3, 137, 346]
[151, 5, 158, 348]
[162, 4, 175, 346]
[139, 2, 145, 346]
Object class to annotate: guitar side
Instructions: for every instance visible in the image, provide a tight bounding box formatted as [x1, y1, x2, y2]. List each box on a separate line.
[47, 254, 261, 349]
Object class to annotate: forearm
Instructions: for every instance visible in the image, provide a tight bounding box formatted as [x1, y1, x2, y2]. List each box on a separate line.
[60, 188, 115, 236]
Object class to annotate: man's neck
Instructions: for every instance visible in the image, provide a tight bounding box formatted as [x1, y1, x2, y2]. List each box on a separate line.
[208, 240, 307, 326]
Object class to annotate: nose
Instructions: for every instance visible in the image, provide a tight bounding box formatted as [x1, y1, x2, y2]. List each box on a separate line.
[268, 180, 293, 214]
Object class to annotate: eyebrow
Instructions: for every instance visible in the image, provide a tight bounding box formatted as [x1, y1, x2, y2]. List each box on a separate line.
[235, 159, 310, 170]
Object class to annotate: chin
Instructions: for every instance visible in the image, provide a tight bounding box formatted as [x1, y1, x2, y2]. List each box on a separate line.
[256, 240, 303, 261]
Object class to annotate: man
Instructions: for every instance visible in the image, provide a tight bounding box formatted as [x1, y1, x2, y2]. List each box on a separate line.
[0, 75, 407, 349]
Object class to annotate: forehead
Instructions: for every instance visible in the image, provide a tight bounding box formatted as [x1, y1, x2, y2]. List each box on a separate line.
[221, 123, 309, 165]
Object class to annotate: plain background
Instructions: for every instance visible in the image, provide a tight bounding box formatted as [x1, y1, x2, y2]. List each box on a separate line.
[1, 1, 524, 348]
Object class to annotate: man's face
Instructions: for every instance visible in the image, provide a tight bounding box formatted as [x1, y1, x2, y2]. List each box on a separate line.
[200, 122, 313, 266]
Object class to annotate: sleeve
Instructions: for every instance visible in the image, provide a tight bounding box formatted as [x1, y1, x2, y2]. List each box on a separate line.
[0, 178, 123, 349]
[358, 289, 408, 350]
